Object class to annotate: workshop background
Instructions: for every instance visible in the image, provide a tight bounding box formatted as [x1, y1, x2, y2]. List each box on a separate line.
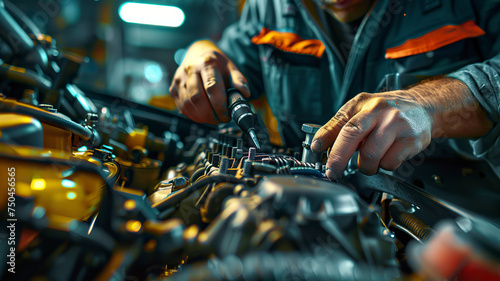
[12, 0, 243, 105]
[2, 1, 500, 280]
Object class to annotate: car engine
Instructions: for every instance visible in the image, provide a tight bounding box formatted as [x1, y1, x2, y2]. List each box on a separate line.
[1, 1, 500, 280]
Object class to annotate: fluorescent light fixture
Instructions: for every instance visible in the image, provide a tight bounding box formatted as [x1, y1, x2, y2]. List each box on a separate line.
[119, 2, 185, 27]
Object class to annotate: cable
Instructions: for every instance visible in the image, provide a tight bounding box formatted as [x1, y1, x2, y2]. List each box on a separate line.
[390, 221, 423, 244]
[290, 167, 326, 178]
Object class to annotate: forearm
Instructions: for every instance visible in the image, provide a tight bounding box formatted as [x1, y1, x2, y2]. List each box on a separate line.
[407, 78, 493, 138]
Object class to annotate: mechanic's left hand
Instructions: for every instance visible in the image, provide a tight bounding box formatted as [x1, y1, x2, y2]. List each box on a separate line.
[310, 91, 433, 180]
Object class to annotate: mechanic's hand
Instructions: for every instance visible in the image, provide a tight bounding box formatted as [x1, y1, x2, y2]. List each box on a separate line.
[311, 91, 433, 180]
[169, 40, 250, 125]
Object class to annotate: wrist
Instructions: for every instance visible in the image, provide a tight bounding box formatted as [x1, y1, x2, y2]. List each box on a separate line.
[406, 78, 492, 138]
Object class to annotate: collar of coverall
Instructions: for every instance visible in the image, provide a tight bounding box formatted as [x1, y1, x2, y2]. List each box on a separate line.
[312, 0, 377, 24]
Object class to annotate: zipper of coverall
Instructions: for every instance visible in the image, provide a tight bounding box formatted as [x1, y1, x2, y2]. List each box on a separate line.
[340, 0, 390, 100]
[292, 0, 346, 98]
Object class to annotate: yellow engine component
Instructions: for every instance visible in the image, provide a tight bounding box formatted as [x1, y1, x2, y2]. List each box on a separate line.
[0, 143, 104, 230]
[148, 94, 177, 111]
[125, 127, 148, 149]
[42, 123, 72, 152]
[115, 156, 161, 193]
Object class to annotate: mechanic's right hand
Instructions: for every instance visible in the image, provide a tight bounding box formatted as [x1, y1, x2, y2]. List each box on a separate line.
[169, 40, 250, 125]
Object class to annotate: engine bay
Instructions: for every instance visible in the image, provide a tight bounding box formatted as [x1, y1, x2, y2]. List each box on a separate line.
[1, 1, 500, 280]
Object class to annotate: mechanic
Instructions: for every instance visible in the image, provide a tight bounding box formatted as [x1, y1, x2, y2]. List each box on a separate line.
[169, 0, 500, 180]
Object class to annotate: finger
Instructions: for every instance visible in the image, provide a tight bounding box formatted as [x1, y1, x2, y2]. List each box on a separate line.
[325, 112, 378, 180]
[185, 72, 218, 124]
[379, 140, 414, 171]
[311, 94, 368, 153]
[200, 63, 230, 122]
[169, 68, 183, 99]
[311, 110, 351, 153]
[357, 124, 397, 175]
[228, 63, 251, 99]
[176, 87, 203, 123]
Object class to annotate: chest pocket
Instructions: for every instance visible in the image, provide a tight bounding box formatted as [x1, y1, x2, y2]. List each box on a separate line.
[253, 28, 327, 124]
[385, 20, 485, 75]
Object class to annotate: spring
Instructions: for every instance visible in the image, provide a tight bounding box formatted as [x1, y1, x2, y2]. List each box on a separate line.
[398, 213, 432, 240]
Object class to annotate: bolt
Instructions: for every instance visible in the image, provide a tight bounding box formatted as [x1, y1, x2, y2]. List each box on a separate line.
[231, 147, 237, 159]
[301, 123, 321, 134]
[432, 174, 442, 184]
[85, 113, 99, 127]
[236, 139, 243, 149]
[39, 104, 57, 113]
[212, 154, 220, 168]
[315, 162, 322, 170]
[219, 157, 229, 174]
[176, 162, 188, 173]
[248, 147, 256, 161]
[301, 123, 322, 163]
[173, 177, 188, 189]
[93, 148, 113, 161]
[243, 159, 252, 176]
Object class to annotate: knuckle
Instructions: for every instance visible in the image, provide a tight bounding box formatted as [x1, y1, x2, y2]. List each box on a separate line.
[388, 109, 406, 122]
[359, 148, 380, 161]
[342, 120, 364, 136]
[203, 55, 218, 66]
[371, 97, 392, 110]
[355, 92, 371, 102]
[332, 111, 349, 124]
[411, 140, 424, 155]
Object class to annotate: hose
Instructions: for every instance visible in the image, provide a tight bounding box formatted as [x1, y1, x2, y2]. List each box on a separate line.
[168, 251, 400, 281]
[190, 167, 206, 182]
[0, 97, 93, 140]
[0, 63, 51, 91]
[0, 0, 34, 55]
[152, 175, 245, 212]
[4, 0, 42, 39]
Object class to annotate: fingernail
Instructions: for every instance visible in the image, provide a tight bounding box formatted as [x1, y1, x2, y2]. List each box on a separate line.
[325, 167, 338, 180]
[311, 139, 322, 152]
